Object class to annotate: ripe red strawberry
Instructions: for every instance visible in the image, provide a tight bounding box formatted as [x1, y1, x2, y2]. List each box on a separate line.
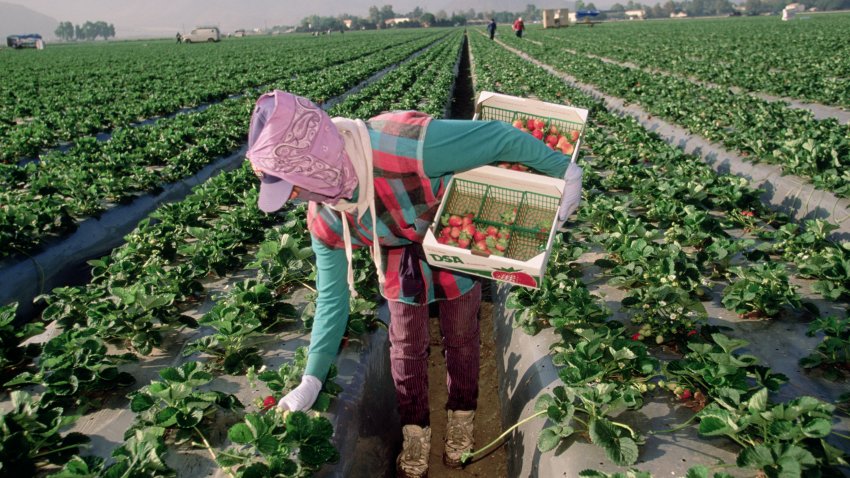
[486, 225, 498, 237]
[531, 129, 544, 140]
[560, 142, 574, 155]
[680, 389, 693, 400]
[570, 130, 580, 142]
[526, 118, 536, 130]
[440, 226, 451, 237]
[437, 236, 449, 244]
[491, 268, 537, 287]
[546, 134, 558, 146]
[512, 119, 524, 129]
[462, 224, 476, 236]
[448, 215, 463, 227]
[548, 125, 559, 135]
[533, 119, 545, 131]
[473, 240, 489, 253]
[473, 230, 487, 242]
[457, 237, 471, 248]
[262, 395, 276, 410]
[450, 227, 461, 239]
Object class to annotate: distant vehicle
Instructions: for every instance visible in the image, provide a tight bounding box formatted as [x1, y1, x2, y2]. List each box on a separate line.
[233, 29, 246, 37]
[182, 27, 220, 43]
[6, 33, 43, 49]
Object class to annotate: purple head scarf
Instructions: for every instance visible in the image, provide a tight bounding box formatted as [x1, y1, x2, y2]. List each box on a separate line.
[246, 90, 358, 212]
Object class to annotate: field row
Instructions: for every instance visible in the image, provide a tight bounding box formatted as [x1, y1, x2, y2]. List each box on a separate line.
[0, 30, 456, 261]
[498, 28, 850, 200]
[0, 29, 448, 163]
[0, 31, 466, 477]
[533, 14, 850, 108]
[469, 30, 849, 476]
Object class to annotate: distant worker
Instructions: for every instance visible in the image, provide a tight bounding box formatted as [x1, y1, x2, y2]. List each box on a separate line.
[487, 18, 497, 40]
[176, 32, 182, 43]
[513, 17, 525, 38]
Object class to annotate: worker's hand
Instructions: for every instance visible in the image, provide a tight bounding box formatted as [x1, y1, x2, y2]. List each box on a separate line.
[277, 375, 322, 412]
[557, 162, 583, 227]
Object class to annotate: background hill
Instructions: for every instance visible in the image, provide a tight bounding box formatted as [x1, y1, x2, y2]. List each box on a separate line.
[0, 1, 57, 41]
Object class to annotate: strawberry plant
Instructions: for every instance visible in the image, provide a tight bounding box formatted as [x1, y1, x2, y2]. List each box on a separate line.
[721, 263, 802, 318]
[579, 466, 734, 477]
[621, 284, 707, 343]
[5, 328, 136, 408]
[0, 302, 42, 383]
[535, 383, 645, 466]
[799, 315, 850, 380]
[183, 298, 266, 375]
[218, 409, 339, 476]
[252, 347, 343, 412]
[248, 225, 314, 291]
[696, 390, 848, 476]
[662, 333, 788, 409]
[127, 361, 243, 445]
[0, 391, 89, 475]
[552, 323, 659, 387]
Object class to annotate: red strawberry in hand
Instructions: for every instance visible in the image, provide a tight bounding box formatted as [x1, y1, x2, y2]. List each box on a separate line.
[262, 395, 276, 410]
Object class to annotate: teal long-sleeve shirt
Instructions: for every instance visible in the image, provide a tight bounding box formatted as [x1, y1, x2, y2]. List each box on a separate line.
[305, 119, 569, 380]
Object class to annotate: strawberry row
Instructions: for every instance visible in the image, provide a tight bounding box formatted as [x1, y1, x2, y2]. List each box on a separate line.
[469, 30, 849, 475]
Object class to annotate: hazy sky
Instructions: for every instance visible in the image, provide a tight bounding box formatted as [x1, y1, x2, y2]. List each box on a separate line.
[3, 0, 576, 37]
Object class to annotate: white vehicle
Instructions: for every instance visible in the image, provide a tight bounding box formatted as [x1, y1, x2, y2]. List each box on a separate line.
[182, 27, 220, 43]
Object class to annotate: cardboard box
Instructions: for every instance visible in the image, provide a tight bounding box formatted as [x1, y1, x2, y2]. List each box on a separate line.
[422, 92, 589, 288]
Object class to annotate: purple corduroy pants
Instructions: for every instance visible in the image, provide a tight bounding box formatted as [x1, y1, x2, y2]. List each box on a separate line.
[387, 281, 482, 427]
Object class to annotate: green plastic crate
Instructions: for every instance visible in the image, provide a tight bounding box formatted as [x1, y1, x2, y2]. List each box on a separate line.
[440, 178, 559, 261]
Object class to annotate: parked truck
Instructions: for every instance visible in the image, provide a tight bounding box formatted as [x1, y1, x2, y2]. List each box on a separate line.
[6, 34, 44, 49]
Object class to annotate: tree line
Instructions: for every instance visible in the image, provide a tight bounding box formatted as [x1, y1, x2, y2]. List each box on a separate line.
[54, 21, 116, 41]
[286, 0, 850, 31]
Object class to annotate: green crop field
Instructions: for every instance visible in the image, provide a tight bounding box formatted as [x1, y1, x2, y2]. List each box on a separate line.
[0, 18, 848, 477]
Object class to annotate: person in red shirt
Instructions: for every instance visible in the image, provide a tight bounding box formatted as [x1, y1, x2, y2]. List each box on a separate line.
[513, 17, 525, 38]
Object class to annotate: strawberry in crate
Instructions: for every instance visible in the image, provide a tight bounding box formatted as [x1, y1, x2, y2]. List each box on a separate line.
[499, 117, 578, 170]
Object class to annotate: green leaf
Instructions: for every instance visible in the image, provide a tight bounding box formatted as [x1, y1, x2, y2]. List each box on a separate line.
[747, 388, 768, 414]
[245, 413, 267, 438]
[241, 463, 270, 478]
[534, 394, 555, 413]
[588, 418, 638, 466]
[685, 466, 710, 478]
[801, 418, 831, 438]
[256, 435, 280, 455]
[154, 407, 179, 427]
[130, 393, 155, 413]
[538, 427, 561, 452]
[300, 440, 339, 467]
[737, 444, 773, 468]
[228, 423, 254, 444]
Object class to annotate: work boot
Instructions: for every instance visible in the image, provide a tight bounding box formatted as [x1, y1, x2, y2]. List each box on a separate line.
[397, 424, 431, 478]
[443, 409, 475, 468]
